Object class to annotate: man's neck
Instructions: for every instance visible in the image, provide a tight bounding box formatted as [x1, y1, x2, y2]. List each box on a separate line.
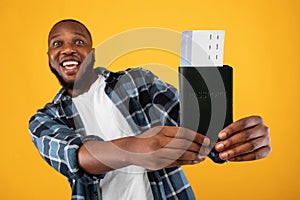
[67, 71, 98, 97]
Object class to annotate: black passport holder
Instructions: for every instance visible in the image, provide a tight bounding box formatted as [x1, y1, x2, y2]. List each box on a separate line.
[178, 65, 233, 163]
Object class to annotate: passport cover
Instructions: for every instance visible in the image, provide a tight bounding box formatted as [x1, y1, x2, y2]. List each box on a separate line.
[179, 65, 233, 163]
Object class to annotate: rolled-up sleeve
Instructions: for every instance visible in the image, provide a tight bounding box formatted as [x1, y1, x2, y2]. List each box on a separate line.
[29, 104, 105, 184]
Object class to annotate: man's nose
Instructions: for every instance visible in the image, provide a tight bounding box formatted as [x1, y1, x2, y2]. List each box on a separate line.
[61, 42, 76, 55]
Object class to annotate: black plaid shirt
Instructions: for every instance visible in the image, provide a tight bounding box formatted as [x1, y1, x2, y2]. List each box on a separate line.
[29, 67, 196, 200]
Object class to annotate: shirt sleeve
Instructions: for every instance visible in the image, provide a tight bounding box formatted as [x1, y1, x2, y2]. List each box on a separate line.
[140, 68, 180, 126]
[28, 103, 105, 184]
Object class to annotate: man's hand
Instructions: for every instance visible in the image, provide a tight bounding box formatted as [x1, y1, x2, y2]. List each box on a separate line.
[215, 116, 271, 161]
[129, 126, 211, 170]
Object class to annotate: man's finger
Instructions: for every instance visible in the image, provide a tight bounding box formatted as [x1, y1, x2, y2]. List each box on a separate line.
[168, 158, 206, 167]
[218, 116, 264, 140]
[228, 145, 272, 161]
[218, 136, 270, 160]
[163, 126, 210, 146]
[215, 123, 269, 151]
[165, 138, 208, 153]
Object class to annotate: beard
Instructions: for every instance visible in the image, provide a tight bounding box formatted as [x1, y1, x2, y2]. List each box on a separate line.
[49, 55, 95, 91]
[49, 63, 75, 90]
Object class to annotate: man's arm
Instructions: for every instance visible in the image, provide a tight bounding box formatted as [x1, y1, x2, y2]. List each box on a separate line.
[78, 126, 211, 175]
[29, 106, 105, 183]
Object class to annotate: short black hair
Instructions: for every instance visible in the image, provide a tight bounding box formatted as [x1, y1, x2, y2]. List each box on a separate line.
[48, 19, 92, 44]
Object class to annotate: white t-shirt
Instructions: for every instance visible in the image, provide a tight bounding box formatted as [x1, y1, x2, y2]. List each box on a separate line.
[72, 76, 153, 200]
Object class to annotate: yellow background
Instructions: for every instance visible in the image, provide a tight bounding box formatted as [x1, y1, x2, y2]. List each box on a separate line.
[0, 0, 299, 199]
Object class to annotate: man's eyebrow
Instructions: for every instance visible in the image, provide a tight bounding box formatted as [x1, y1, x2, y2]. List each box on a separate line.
[48, 32, 88, 42]
[74, 32, 87, 38]
[48, 34, 61, 42]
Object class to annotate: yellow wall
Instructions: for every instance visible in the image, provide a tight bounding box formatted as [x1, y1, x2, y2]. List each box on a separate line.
[0, 0, 299, 199]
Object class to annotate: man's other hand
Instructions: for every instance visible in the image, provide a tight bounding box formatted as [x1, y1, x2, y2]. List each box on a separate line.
[215, 116, 271, 161]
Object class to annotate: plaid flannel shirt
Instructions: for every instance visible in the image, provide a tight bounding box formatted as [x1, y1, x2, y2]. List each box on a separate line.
[29, 67, 196, 200]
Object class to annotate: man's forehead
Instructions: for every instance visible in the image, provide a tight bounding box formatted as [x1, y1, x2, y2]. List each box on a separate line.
[50, 22, 87, 35]
[48, 22, 92, 44]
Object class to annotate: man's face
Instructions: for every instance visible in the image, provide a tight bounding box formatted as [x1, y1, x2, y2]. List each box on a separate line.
[48, 21, 93, 89]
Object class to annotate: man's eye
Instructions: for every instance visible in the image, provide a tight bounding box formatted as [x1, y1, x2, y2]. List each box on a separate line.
[53, 41, 62, 47]
[75, 40, 84, 45]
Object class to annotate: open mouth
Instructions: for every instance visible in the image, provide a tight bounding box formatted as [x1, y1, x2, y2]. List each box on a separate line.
[60, 60, 81, 75]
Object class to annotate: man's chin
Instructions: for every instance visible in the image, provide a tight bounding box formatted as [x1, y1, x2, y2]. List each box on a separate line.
[49, 66, 74, 89]
[58, 77, 75, 90]
[50, 62, 95, 92]
[61, 81, 75, 90]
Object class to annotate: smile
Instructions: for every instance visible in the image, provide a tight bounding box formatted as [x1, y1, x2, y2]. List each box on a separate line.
[63, 60, 79, 67]
[60, 60, 81, 75]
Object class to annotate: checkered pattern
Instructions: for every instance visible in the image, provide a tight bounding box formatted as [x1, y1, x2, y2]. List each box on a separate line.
[29, 67, 196, 200]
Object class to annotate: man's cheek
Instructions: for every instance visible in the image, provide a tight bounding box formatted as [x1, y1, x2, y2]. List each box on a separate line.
[49, 57, 59, 69]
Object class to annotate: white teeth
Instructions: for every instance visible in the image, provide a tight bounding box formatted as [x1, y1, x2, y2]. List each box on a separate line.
[62, 61, 79, 67]
[65, 65, 76, 70]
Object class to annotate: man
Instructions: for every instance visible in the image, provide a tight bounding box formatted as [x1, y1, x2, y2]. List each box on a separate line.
[29, 19, 271, 200]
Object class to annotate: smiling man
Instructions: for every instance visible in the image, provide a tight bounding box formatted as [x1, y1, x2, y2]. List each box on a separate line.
[47, 20, 97, 96]
[29, 19, 271, 200]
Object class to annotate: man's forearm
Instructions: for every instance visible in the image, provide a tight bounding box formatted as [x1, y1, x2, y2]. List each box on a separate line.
[77, 137, 137, 175]
[78, 126, 211, 175]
